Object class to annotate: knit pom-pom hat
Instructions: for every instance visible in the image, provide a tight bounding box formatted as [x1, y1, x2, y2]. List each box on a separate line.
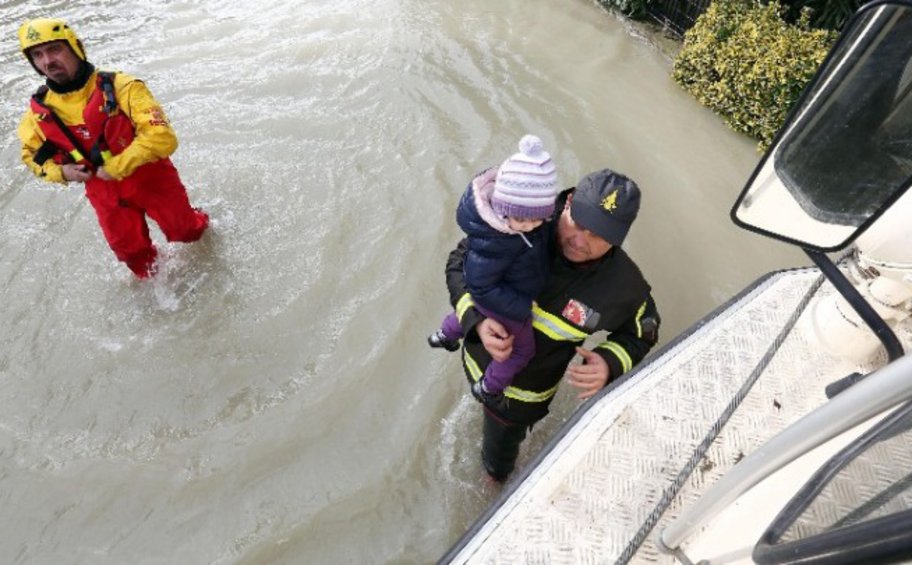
[492, 134, 558, 220]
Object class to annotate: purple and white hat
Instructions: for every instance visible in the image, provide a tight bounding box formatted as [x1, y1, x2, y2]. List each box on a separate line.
[492, 134, 558, 220]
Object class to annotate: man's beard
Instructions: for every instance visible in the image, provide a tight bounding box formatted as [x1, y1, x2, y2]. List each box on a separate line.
[45, 60, 94, 94]
[44, 64, 70, 83]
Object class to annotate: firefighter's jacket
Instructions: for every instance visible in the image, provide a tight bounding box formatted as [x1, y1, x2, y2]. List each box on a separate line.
[445, 189, 660, 422]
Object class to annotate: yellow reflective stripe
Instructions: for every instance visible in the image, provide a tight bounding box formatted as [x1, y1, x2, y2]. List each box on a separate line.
[69, 149, 84, 161]
[532, 304, 587, 342]
[634, 300, 647, 339]
[504, 382, 559, 403]
[100, 149, 113, 162]
[456, 293, 474, 321]
[598, 340, 632, 373]
[462, 348, 559, 403]
[462, 347, 483, 382]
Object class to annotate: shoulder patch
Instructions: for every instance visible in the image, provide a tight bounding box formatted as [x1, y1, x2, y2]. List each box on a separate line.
[562, 299, 601, 330]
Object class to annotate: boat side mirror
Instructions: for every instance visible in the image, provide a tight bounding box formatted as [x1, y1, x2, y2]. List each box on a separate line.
[731, 0, 912, 252]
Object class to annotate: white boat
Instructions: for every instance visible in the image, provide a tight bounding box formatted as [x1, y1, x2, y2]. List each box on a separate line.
[441, 1, 912, 562]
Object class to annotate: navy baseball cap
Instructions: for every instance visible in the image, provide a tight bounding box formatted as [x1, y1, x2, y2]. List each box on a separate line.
[570, 169, 641, 246]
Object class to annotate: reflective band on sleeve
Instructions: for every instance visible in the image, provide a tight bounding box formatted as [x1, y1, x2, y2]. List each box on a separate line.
[100, 150, 113, 162]
[69, 149, 84, 162]
[532, 304, 588, 342]
[456, 293, 475, 321]
[462, 348, 559, 403]
[634, 300, 647, 339]
[598, 340, 633, 374]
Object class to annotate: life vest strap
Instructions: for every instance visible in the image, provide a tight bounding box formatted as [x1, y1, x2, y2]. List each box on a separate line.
[89, 71, 119, 166]
[98, 71, 118, 114]
[33, 140, 60, 166]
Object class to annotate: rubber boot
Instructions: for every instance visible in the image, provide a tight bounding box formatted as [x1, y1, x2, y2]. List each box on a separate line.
[481, 407, 527, 482]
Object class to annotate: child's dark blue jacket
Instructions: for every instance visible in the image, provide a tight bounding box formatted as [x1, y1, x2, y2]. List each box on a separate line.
[457, 168, 551, 323]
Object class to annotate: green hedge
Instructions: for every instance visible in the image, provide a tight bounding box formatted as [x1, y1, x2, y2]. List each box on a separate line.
[780, 0, 862, 30]
[672, 0, 835, 150]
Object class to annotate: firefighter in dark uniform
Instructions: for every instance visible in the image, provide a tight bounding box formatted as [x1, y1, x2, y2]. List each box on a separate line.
[445, 169, 660, 481]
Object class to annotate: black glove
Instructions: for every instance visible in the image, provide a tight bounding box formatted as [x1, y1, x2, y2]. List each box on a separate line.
[471, 379, 504, 408]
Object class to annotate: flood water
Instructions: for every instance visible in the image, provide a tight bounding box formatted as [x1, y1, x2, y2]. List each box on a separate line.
[0, 0, 806, 562]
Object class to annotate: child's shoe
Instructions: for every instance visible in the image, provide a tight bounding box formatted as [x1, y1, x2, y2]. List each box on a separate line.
[471, 379, 504, 407]
[427, 329, 460, 352]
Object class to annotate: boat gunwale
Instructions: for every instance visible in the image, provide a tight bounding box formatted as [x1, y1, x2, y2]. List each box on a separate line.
[439, 267, 818, 564]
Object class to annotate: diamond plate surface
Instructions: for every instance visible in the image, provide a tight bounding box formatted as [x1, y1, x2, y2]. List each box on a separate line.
[452, 269, 912, 564]
[778, 415, 912, 543]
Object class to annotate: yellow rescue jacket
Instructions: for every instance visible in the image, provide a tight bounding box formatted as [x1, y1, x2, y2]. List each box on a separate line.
[18, 69, 178, 184]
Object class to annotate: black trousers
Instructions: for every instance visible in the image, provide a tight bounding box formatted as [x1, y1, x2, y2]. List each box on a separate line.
[481, 407, 527, 481]
[480, 394, 553, 481]
[464, 350, 555, 481]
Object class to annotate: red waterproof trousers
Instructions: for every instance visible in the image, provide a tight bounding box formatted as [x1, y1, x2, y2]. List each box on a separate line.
[84, 158, 208, 278]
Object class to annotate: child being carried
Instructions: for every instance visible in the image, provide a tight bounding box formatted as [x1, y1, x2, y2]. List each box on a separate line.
[429, 134, 558, 406]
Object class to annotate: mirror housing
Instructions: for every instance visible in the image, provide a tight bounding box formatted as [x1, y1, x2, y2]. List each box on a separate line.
[732, 0, 912, 252]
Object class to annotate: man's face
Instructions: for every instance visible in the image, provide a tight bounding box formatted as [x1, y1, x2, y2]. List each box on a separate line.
[557, 199, 613, 263]
[28, 41, 80, 84]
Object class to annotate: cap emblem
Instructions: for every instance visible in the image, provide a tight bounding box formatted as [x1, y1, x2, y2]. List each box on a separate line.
[601, 190, 618, 212]
[26, 26, 41, 41]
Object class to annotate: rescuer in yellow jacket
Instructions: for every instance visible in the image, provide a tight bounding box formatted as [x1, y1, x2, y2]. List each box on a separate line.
[17, 18, 208, 278]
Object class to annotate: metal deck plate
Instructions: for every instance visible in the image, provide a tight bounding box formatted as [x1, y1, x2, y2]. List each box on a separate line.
[448, 269, 909, 564]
